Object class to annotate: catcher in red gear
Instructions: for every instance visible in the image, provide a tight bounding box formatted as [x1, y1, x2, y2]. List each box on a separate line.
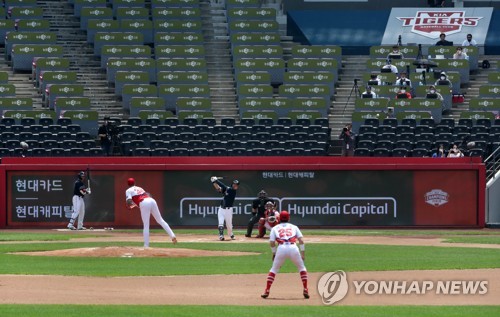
[256, 201, 280, 238]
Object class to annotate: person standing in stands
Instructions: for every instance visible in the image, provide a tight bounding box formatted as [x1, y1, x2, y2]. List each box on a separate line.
[98, 116, 114, 156]
[339, 123, 355, 157]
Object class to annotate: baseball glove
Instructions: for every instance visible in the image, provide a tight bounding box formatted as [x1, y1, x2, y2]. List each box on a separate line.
[268, 216, 277, 223]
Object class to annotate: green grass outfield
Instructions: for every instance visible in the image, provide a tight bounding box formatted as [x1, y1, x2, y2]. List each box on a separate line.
[1, 229, 499, 316]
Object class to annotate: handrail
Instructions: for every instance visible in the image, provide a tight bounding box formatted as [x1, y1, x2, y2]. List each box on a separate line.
[484, 145, 500, 181]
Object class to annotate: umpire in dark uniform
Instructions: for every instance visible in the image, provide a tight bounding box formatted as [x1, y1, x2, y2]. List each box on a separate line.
[245, 190, 274, 238]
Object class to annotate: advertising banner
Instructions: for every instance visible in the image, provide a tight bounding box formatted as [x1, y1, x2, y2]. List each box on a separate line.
[6, 168, 480, 228]
[382, 8, 493, 46]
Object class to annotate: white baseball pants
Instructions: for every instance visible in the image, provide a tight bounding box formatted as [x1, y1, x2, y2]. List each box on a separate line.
[218, 207, 233, 236]
[139, 197, 175, 248]
[270, 243, 307, 274]
[70, 195, 85, 229]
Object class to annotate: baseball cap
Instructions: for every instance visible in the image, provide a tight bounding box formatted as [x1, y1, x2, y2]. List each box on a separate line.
[127, 178, 135, 186]
[279, 210, 290, 222]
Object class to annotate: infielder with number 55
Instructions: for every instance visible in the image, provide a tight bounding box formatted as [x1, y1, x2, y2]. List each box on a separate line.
[125, 178, 177, 248]
[211, 176, 239, 241]
[261, 210, 309, 299]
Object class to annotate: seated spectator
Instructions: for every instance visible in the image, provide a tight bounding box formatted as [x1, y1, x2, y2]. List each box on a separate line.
[453, 47, 468, 60]
[395, 86, 411, 99]
[432, 144, 446, 158]
[386, 107, 395, 119]
[368, 73, 382, 86]
[381, 59, 398, 75]
[361, 85, 378, 98]
[425, 85, 444, 101]
[434, 71, 452, 92]
[461, 34, 477, 47]
[387, 45, 404, 60]
[395, 71, 412, 87]
[448, 144, 464, 157]
[435, 33, 453, 46]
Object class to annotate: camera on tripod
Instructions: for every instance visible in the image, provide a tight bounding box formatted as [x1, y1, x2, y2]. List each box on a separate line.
[354, 78, 360, 85]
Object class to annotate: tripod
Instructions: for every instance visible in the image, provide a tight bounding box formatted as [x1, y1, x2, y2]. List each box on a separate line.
[343, 79, 361, 118]
[416, 43, 427, 85]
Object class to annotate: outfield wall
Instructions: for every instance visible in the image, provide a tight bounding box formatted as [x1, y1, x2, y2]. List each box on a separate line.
[0, 157, 485, 229]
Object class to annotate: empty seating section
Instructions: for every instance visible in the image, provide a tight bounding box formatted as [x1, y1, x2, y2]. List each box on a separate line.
[115, 116, 332, 156]
[354, 115, 499, 158]
[0, 1, 105, 157]
[0, 0, 357, 157]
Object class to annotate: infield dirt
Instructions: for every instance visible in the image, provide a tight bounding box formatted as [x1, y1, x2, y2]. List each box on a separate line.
[1, 231, 499, 306]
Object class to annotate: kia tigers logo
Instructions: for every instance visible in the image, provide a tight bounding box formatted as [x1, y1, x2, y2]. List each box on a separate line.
[425, 189, 449, 207]
[397, 11, 483, 38]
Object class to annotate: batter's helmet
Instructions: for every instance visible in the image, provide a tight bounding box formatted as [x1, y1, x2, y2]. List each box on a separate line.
[78, 171, 85, 179]
[127, 178, 135, 186]
[279, 210, 290, 222]
[233, 179, 240, 185]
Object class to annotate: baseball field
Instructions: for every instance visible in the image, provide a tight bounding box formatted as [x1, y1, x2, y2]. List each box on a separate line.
[1, 228, 500, 317]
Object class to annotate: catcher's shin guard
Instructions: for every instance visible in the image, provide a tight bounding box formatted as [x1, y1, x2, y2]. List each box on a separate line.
[257, 219, 266, 237]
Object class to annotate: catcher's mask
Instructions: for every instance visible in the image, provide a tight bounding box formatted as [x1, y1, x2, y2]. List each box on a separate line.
[265, 201, 274, 209]
[258, 190, 267, 198]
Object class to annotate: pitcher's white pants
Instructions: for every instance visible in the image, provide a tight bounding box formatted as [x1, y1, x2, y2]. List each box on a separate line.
[217, 207, 233, 236]
[139, 197, 175, 248]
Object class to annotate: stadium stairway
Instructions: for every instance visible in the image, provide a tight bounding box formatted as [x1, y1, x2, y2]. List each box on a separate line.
[37, 0, 123, 121]
[200, 0, 295, 124]
[200, 0, 238, 122]
[329, 55, 370, 154]
[455, 56, 500, 121]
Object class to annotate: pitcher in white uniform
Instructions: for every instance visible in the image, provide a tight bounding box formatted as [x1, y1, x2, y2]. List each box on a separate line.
[261, 210, 309, 299]
[125, 178, 177, 248]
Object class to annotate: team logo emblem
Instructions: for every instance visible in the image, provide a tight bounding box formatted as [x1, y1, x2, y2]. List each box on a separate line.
[424, 189, 449, 207]
[397, 11, 483, 38]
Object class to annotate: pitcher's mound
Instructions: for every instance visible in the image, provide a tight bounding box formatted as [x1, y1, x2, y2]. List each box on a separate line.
[15, 246, 259, 258]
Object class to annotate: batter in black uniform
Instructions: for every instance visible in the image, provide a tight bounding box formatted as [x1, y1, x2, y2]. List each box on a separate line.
[67, 171, 90, 230]
[246, 190, 274, 237]
[211, 176, 239, 241]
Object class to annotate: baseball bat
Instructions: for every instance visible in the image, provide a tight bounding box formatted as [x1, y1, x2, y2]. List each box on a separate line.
[86, 167, 91, 190]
